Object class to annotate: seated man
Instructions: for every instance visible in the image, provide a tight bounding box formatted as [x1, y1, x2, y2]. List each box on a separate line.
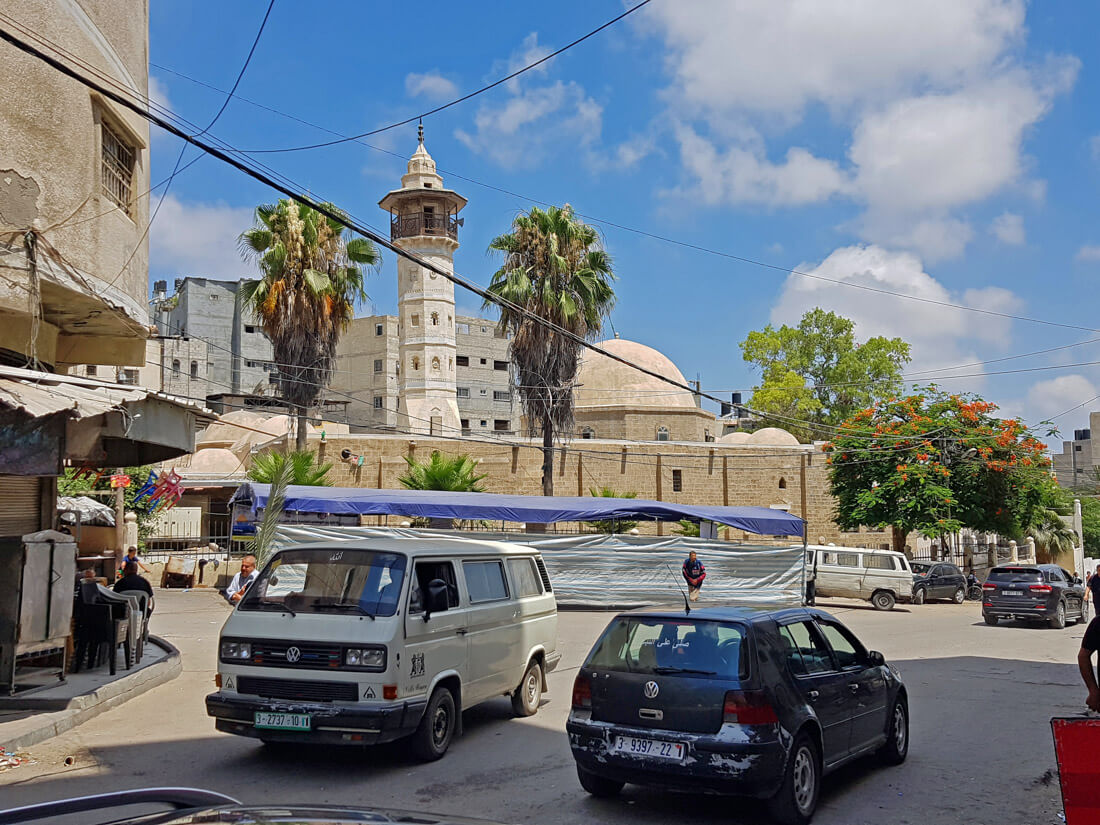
[224, 555, 258, 604]
[114, 561, 154, 613]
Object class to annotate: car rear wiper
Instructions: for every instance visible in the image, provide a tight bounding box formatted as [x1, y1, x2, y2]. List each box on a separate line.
[652, 666, 718, 675]
[310, 600, 375, 618]
[256, 599, 295, 616]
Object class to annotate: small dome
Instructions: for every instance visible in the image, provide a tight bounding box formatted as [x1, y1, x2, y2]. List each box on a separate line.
[575, 339, 697, 409]
[178, 448, 245, 475]
[718, 431, 752, 444]
[747, 427, 801, 446]
[196, 411, 269, 448]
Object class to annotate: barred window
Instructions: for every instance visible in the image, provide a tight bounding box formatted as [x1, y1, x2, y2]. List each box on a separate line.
[493, 390, 511, 402]
[101, 120, 135, 216]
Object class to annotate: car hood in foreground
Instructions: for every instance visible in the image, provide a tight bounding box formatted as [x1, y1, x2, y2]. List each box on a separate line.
[121, 805, 509, 825]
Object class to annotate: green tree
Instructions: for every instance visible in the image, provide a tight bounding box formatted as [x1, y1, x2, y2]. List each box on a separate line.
[826, 388, 1052, 553]
[59, 466, 158, 547]
[248, 451, 332, 486]
[251, 450, 293, 565]
[239, 199, 379, 451]
[1023, 506, 1078, 564]
[485, 205, 616, 495]
[399, 451, 487, 493]
[672, 519, 700, 537]
[1080, 497, 1100, 557]
[586, 486, 638, 534]
[740, 309, 911, 440]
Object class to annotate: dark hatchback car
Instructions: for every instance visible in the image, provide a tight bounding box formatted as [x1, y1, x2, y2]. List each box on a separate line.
[910, 562, 967, 604]
[982, 563, 1087, 628]
[567, 606, 908, 825]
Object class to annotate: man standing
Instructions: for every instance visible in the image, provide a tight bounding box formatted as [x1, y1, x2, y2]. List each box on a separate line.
[1078, 614, 1100, 712]
[682, 550, 706, 602]
[1085, 564, 1100, 621]
[114, 561, 154, 613]
[224, 555, 258, 604]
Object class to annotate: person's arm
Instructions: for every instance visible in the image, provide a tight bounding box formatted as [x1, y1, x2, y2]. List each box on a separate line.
[1078, 647, 1100, 711]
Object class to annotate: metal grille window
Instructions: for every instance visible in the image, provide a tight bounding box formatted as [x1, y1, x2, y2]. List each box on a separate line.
[101, 121, 135, 215]
[373, 359, 383, 373]
[493, 390, 511, 402]
[456, 387, 470, 398]
[373, 396, 383, 409]
[672, 469, 683, 492]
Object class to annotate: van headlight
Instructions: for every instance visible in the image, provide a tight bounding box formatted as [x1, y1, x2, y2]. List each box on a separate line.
[220, 640, 251, 660]
[345, 646, 385, 670]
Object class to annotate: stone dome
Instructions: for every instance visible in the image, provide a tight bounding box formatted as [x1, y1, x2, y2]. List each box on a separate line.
[178, 448, 245, 476]
[574, 338, 697, 409]
[747, 427, 801, 446]
[718, 431, 753, 444]
[196, 410, 269, 449]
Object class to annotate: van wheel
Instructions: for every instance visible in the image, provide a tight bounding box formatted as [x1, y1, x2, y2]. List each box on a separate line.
[767, 732, 820, 825]
[912, 587, 925, 605]
[511, 660, 543, 717]
[410, 687, 455, 761]
[872, 590, 896, 611]
[577, 765, 624, 798]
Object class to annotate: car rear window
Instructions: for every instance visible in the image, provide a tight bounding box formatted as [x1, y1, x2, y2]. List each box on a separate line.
[988, 568, 1042, 583]
[587, 618, 747, 680]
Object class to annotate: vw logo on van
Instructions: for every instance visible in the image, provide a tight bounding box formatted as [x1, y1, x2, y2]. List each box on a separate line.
[643, 681, 659, 699]
[285, 646, 302, 664]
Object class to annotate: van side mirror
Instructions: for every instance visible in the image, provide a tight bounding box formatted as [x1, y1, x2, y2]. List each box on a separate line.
[423, 579, 450, 621]
[866, 650, 885, 667]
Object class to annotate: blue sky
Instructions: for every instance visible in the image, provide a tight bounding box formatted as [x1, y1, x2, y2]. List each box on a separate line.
[148, 1, 1100, 442]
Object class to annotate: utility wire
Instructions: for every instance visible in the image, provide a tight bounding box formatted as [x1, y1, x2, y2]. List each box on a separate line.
[239, 0, 653, 154]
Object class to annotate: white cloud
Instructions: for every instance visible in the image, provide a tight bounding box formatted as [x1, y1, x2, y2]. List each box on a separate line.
[1076, 245, 1100, 262]
[405, 72, 458, 101]
[150, 195, 254, 281]
[990, 212, 1025, 245]
[858, 215, 975, 263]
[771, 244, 1022, 373]
[147, 76, 173, 143]
[1025, 375, 1099, 421]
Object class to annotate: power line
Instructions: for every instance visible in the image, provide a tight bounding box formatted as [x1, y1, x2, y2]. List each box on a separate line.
[238, 0, 653, 154]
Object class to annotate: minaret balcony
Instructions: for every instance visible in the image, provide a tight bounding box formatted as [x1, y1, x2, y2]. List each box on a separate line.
[391, 212, 459, 241]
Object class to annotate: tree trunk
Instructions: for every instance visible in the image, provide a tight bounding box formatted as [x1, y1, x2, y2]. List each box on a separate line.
[296, 406, 308, 452]
[541, 414, 554, 497]
[892, 525, 907, 555]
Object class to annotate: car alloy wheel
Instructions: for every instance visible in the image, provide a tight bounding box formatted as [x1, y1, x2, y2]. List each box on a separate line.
[913, 588, 925, 606]
[953, 587, 965, 604]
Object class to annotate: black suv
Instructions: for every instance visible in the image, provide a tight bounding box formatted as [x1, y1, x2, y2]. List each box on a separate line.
[567, 606, 908, 825]
[911, 562, 967, 604]
[982, 564, 1087, 628]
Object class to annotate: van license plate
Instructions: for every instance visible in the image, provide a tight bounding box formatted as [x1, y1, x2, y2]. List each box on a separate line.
[254, 712, 310, 730]
[612, 736, 684, 760]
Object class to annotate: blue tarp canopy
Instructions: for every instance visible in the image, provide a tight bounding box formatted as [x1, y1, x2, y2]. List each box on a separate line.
[229, 484, 806, 537]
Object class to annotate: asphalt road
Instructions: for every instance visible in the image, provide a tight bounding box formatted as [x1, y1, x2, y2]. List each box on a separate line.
[1, 589, 1091, 825]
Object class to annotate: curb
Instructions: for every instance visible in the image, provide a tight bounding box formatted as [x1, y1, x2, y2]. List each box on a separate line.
[0, 636, 182, 751]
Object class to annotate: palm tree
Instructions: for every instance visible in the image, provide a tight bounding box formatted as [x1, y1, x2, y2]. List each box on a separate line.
[587, 485, 637, 534]
[1026, 508, 1078, 564]
[248, 450, 333, 486]
[485, 205, 616, 496]
[239, 199, 379, 450]
[399, 451, 487, 492]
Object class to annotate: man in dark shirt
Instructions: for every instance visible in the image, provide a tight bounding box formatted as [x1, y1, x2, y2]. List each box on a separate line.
[1086, 564, 1100, 621]
[1078, 615, 1100, 712]
[682, 551, 706, 602]
[114, 561, 154, 613]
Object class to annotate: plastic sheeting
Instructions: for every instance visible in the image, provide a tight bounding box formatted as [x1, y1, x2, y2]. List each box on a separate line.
[57, 495, 115, 526]
[230, 484, 806, 537]
[269, 525, 806, 607]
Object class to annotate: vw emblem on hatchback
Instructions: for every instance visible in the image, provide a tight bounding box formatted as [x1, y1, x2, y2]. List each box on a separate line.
[285, 646, 302, 663]
[643, 680, 659, 699]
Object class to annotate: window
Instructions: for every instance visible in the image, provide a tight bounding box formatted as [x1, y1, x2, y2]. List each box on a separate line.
[864, 554, 897, 570]
[463, 561, 509, 603]
[456, 387, 470, 398]
[85, 365, 98, 377]
[456, 323, 470, 335]
[822, 551, 860, 567]
[587, 618, 747, 680]
[430, 415, 442, 436]
[118, 368, 139, 385]
[1075, 445, 1083, 452]
[780, 622, 834, 675]
[479, 389, 487, 395]
[373, 359, 383, 373]
[375, 323, 383, 336]
[431, 356, 440, 372]
[430, 312, 439, 326]
[480, 420, 487, 427]
[460, 419, 470, 431]
[481, 326, 488, 333]
[412, 357, 420, 370]
[816, 621, 864, 669]
[672, 469, 683, 492]
[656, 426, 670, 441]
[101, 119, 135, 215]
[493, 360, 508, 371]
[581, 427, 595, 439]
[424, 182, 432, 188]
[244, 325, 256, 334]
[456, 355, 469, 367]
[508, 558, 543, 598]
[480, 358, 487, 365]
[1046, 568, 1067, 583]
[493, 390, 511, 402]
[373, 396, 383, 409]
[190, 361, 198, 378]
[494, 420, 510, 431]
[411, 314, 420, 327]
[409, 561, 459, 614]
[168, 360, 179, 374]
[778, 477, 787, 489]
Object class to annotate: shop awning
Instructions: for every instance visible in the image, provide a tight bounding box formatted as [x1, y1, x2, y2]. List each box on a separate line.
[229, 484, 806, 537]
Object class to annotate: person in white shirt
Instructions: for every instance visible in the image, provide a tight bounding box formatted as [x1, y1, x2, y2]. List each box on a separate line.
[224, 555, 258, 604]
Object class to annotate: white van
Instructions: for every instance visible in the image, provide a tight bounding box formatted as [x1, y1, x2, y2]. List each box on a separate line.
[806, 545, 913, 610]
[206, 535, 559, 760]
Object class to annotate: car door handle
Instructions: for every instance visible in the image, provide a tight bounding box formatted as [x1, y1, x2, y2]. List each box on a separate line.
[848, 683, 860, 693]
[807, 690, 819, 700]
[455, 628, 467, 636]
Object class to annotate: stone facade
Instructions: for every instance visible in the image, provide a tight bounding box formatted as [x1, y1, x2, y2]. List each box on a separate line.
[1051, 411, 1100, 489]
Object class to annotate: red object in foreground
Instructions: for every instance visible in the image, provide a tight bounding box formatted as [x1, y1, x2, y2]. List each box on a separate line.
[1051, 716, 1100, 824]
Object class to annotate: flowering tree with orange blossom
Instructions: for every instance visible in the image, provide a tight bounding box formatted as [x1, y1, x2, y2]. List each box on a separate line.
[824, 387, 1055, 554]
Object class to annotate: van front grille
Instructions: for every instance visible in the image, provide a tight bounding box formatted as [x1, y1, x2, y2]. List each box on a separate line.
[237, 676, 357, 703]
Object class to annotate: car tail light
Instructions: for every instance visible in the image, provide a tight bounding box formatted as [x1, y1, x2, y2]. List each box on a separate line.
[982, 582, 996, 590]
[723, 690, 778, 725]
[1029, 584, 1053, 593]
[572, 674, 592, 709]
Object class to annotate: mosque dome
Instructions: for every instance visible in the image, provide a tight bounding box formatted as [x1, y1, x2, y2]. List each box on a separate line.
[747, 427, 801, 446]
[195, 410, 269, 449]
[178, 447, 245, 476]
[718, 431, 753, 444]
[574, 338, 698, 409]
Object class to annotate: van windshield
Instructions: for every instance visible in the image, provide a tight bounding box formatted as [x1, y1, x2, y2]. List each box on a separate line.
[240, 548, 407, 618]
[586, 618, 747, 680]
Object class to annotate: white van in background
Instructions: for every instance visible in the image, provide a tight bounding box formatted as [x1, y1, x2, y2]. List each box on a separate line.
[207, 535, 559, 760]
[807, 545, 913, 610]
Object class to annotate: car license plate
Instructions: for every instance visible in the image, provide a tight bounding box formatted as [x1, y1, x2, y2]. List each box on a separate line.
[611, 735, 684, 761]
[254, 712, 310, 731]
[1002, 590, 1021, 596]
